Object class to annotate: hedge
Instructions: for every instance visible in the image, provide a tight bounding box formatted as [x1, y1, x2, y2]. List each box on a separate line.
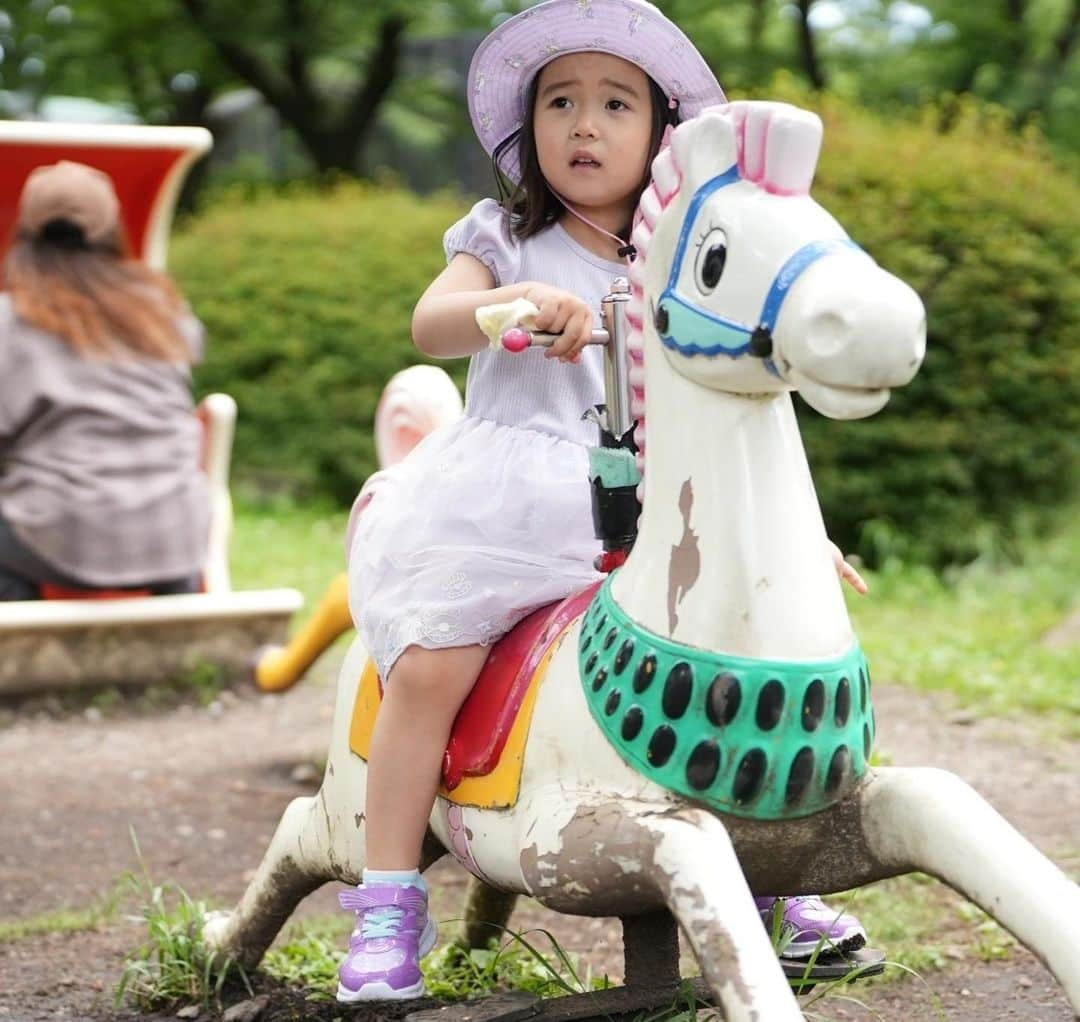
[172, 98, 1079, 566]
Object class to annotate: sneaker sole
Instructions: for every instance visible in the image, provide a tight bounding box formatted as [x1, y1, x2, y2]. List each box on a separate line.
[336, 917, 438, 1002]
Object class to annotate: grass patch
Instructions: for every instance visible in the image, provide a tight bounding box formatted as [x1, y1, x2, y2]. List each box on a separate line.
[116, 835, 249, 1011]
[230, 492, 350, 635]
[0, 883, 123, 942]
[849, 510, 1080, 737]
[261, 914, 606, 1002]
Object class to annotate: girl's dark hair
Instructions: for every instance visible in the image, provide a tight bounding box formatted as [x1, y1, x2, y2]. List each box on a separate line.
[493, 72, 677, 245]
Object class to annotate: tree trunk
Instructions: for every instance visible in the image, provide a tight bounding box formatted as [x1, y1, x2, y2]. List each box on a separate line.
[795, 0, 827, 90]
[178, 0, 408, 177]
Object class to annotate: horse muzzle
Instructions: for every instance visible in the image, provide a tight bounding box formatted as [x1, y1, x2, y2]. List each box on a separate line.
[772, 253, 927, 419]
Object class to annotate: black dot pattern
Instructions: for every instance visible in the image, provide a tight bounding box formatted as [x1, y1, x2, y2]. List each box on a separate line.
[686, 740, 721, 791]
[633, 655, 657, 694]
[826, 746, 850, 794]
[662, 662, 693, 719]
[621, 707, 644, 741]
[578, 584, 874, 821]
[706, 673, 741, 726]
[733, 749, 767, 804]
[648, 725, 676, 766]
[835, 677, 851, 727]
[785, 747, 815, 806]
[802, 679, 825, 732]
[756, 679, 785, 731]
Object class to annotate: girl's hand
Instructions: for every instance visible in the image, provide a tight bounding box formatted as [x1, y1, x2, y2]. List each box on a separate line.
[829, 540, 868, 595]
[523, 283, 594, 363]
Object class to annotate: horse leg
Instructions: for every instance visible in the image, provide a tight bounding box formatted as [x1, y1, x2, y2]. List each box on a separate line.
[859, 766, 1080, 1012]
[203, 790, 345, 969]
[520, 799, 803, 1022]
[459, 877, 519, 949]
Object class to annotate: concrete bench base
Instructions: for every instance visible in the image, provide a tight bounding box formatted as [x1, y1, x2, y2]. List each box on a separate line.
[0, 590, 303, 695]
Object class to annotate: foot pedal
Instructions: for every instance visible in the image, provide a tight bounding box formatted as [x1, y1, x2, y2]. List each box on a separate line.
[783, 946, 886, 992]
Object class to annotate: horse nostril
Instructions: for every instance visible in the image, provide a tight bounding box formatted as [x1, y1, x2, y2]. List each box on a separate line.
[806, 312, 848, 359]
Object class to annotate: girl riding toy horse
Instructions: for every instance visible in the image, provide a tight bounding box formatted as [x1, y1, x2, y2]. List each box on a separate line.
[204, 101, 1080, 1021]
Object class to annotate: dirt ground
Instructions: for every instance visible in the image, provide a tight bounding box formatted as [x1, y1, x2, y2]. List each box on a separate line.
[0, 653, 1076, 1022]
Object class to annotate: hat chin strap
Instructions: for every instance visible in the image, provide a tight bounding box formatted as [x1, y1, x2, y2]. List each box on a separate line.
[550, 186, 637, 262]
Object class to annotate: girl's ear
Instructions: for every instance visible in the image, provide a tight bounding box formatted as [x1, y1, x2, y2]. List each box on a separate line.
[669, 108, 739, 185]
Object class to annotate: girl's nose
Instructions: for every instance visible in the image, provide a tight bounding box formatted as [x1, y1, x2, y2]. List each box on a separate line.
[572, 118, 598, 139]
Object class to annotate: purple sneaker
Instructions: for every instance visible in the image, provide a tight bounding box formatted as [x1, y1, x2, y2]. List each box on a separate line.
[336, 882, 438, 1002]
[755, 895, 867, 959]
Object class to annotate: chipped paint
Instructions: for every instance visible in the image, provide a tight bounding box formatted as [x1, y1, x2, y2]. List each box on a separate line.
[667, 479, 701, 634]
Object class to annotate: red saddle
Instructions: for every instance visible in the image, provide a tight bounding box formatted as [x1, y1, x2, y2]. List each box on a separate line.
[441, 580, 600, 788]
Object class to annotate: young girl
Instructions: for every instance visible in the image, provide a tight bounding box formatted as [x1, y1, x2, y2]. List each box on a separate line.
[0, 161, 208, 600]
[340, 0, 868, 1001]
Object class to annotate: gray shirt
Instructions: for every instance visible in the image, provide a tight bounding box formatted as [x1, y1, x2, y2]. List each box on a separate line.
[0, 294, 211, 586]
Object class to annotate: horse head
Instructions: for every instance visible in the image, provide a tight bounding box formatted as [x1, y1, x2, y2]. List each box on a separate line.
[628, 101, 925, 422]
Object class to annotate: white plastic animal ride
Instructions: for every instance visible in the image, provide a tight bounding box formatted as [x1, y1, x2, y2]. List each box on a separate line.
[205, 102, 1080, 1020]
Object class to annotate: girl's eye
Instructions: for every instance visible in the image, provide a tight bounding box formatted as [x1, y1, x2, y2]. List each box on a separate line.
[551, 97, 571, 109]
[607, 99, 627, 111]
[694, 227, 728, 294]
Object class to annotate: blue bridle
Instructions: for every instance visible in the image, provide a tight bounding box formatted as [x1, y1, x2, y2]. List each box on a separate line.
[655, 165, 863, 374]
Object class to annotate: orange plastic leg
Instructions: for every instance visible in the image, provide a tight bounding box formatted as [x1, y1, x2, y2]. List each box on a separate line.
[254, 573, 354, 692]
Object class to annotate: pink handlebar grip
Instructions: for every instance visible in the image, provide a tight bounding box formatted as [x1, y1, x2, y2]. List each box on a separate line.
[501, 327, 532, 353]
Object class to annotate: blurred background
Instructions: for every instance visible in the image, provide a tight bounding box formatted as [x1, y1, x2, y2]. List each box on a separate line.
[1, 0, 1076, 572]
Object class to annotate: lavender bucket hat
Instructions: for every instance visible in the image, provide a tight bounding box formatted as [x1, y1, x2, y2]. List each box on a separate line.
[469, 0, 726, 183]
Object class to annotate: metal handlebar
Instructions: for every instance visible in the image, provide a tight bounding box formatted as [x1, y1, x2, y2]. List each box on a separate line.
[498, 277, 634, 439]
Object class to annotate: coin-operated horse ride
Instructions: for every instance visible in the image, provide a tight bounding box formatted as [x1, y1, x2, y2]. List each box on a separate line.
[0, 122, 302, 696]
[206, 102, 1080, 1020]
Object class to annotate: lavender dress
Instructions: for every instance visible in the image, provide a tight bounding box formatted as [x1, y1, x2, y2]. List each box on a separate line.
[348, 199, 626, 679]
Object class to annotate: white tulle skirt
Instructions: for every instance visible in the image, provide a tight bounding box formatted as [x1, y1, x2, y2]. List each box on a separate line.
[347, 416, 602, 679]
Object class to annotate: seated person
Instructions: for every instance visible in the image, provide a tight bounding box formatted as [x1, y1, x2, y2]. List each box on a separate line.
[0, 161, 210, 601]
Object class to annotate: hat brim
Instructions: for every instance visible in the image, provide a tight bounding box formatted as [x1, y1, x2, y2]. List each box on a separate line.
[468, 0, 725, 184]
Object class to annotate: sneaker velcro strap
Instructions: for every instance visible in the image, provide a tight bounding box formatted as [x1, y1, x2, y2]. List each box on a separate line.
[339, 885, 425, 913]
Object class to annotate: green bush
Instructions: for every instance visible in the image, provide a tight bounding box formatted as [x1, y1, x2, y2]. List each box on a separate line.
[174, 181, 470, 503]
[795, 92, 1080, 564]
[173, 99, 1079, 565]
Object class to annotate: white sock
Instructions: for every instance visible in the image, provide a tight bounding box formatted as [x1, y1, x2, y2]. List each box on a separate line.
[362, 868, 425, 890]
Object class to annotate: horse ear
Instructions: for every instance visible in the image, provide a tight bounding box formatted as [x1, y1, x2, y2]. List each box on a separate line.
[725, 100, 823, 195]
[669, 106, 739, 185]
[762, 106, 822, 195]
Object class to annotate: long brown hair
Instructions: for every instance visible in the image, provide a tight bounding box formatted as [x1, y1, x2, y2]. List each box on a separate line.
[4, 222, 190, 363]
[495, 72, 676, 245]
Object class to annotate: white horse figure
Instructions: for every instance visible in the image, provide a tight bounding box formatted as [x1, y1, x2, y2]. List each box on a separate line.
[206, 102, 1080, 1020]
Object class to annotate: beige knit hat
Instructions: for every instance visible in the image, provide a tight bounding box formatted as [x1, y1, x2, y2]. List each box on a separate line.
[16, 160, 121, 245]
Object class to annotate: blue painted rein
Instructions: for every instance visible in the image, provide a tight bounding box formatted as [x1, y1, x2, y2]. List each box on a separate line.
[655, 165, 863, 369]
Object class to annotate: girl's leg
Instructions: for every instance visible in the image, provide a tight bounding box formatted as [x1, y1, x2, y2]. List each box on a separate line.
[338, 643, 489, 1003]
[366, 644, 490, 868]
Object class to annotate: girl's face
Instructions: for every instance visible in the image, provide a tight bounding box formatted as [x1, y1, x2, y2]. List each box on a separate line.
[532, 51, 654, 230]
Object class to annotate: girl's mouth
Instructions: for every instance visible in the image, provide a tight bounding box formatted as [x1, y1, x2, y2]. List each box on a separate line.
[571, 152, 601, 169]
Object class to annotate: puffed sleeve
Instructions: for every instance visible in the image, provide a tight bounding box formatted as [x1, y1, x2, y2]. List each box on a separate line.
[442, 198, 522, 287]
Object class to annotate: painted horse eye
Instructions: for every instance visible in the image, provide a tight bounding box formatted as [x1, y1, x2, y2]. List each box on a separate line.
[694, 228, 728, 294]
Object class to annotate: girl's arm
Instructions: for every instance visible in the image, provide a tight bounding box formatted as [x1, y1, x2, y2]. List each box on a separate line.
[412, 253, 529, 359]
[412, 253, 596, 362]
